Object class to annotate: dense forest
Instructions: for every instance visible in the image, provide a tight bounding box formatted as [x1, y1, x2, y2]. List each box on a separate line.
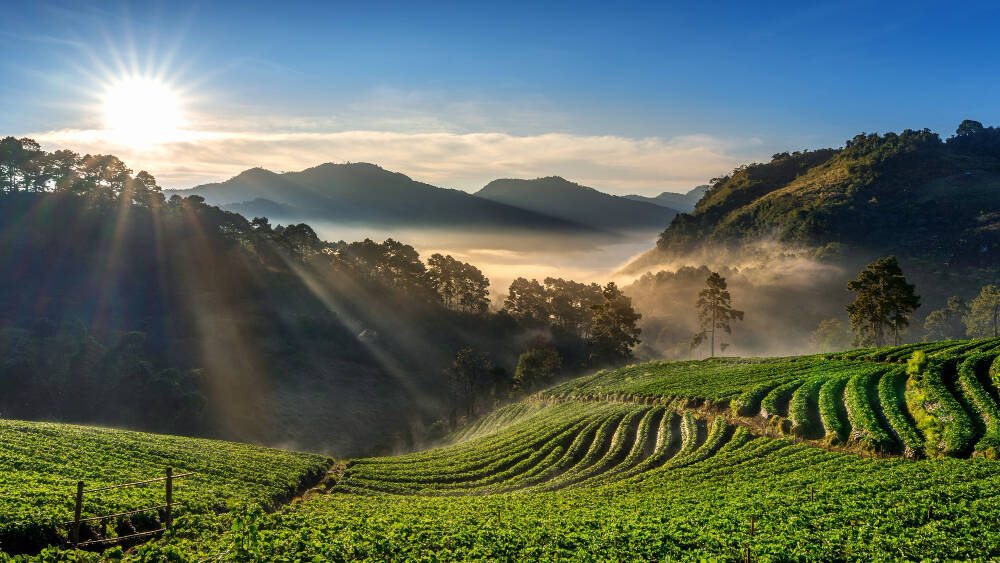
[0, 137, 641, 455]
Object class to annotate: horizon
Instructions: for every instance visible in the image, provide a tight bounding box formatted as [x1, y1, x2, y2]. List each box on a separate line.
[4, 1, 998, 193]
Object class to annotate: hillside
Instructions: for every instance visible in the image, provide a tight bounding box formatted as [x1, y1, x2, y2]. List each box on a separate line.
[0, 419, 329, 554]
[624, 184, 708, 213]
[650, 124, 1000, 268]
[475, 176, 678, 232]
[0, 185, 565, 457]
[9, 339, 1000, 560]
[172, 163, 597, 232]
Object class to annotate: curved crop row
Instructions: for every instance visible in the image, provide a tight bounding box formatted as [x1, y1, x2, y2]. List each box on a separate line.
[579, 407, 666, 487]
[535, 408, 642, 491]
[760, 380, 804, 419]
[564, 407, 656, 489]
[877, 367, 924, 457]
[844, 367, 895, 451]
[732, 382, 781, 416]
[957, 352, 1000, 455]
[907, 359, 976, 457]
[818, 375, 851, 444]
[788, 377, 827, 438]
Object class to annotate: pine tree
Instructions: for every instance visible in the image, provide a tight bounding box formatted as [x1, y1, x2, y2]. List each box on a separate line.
[846, 256, 920, 347]
[692, 272, 743, 357]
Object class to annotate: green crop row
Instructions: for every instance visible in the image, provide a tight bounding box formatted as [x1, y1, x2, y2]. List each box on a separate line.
[760, 380, 804, 419]
[877, 367, 925, 458]
[913, 359, 977, 456]
[956, 352, 1000, 456]
[788, 377, 827, 437]
[844, 367, 896, 451]
[818, 375, 851, 444]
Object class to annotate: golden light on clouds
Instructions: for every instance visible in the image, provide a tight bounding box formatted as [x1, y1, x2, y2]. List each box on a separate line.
[32, 128, 755, 194]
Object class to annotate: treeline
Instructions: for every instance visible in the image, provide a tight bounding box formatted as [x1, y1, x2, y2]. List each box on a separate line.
[442, 278, 642, 429]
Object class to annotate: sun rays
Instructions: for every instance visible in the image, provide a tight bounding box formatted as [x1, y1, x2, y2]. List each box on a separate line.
[101, 75, 185, 148]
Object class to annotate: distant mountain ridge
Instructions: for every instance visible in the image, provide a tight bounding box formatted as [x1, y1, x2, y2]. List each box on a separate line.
[171, 163, 682, 235]
[624, 185, 708, 213]
[474, 176, 679, 232]
[169, 162, 594, 232]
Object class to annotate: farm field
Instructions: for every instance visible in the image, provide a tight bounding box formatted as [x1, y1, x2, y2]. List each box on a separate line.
[5, 338, 1000, 560]
[0, 420, 331, 555]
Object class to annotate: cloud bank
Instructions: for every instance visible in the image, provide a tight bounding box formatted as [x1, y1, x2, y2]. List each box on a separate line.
[30, 128, 760, 193]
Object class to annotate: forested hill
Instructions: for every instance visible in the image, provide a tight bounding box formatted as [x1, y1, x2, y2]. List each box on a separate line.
[653, 121, 1000, 268]
[0, 189, 514, 455]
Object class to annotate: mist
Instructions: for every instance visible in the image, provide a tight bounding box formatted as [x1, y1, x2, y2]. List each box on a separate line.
[620, 242, 857, 359]
[304, 223, 862, 359]
[301, 222, 862, 359]
[307, 222, 663, 295]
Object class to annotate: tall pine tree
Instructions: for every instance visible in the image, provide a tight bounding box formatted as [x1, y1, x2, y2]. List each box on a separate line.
[692, 272, 743, 357]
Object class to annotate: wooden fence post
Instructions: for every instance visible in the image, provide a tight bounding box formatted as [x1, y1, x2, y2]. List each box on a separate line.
[72, 481, 84, 546]
[165, 467, 173, 528]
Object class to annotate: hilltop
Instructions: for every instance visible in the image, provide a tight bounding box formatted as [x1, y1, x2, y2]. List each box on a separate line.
[475, 176, 679, 232]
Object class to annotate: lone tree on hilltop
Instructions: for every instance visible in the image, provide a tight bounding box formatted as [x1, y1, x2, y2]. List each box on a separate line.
[692, 272, 743, 358]
[846, 256, 920, 347]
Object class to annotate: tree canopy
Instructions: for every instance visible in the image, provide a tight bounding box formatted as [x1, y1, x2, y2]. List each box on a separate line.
[964, 285, 1000, 339]
[846, 256, 920, 347]
[588, 282, 642, 364]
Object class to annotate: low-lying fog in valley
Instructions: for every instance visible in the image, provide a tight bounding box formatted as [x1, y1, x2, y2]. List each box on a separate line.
[308, 223, 660, 295]
[309, 222, 857, 361]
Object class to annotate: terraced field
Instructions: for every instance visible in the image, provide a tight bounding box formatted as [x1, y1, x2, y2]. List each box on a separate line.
[7, 338, 1000, 560]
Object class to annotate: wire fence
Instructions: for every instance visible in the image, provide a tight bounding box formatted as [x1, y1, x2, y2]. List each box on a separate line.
[64, 467, 194, 548]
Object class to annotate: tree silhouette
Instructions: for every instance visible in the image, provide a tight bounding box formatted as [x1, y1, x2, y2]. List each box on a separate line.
[692, 272, 743, 357]
[512, 337, 561, 394]
[588, 282, 641, 364]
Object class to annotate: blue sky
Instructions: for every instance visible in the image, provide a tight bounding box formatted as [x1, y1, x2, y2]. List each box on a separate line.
[2, 1, 998, 192]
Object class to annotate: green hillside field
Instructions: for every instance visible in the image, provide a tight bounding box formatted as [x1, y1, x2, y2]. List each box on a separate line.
[5, 338, 1000, 561]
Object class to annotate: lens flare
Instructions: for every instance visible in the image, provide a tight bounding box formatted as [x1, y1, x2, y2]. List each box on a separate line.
[101, 76, 184, 148]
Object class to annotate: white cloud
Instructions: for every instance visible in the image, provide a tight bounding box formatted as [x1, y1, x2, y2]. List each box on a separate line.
[29, 128, 760, 194]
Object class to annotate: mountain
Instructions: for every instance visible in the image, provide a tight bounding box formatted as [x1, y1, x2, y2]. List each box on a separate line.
[646, 124, 1000, 271]
[624, 184, 708, 213]
[169, 163, 595, 233]
[474, 176, 679, 232]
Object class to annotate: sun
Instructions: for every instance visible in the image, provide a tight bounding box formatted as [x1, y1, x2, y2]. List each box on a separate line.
[101, 76, 184, 148]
